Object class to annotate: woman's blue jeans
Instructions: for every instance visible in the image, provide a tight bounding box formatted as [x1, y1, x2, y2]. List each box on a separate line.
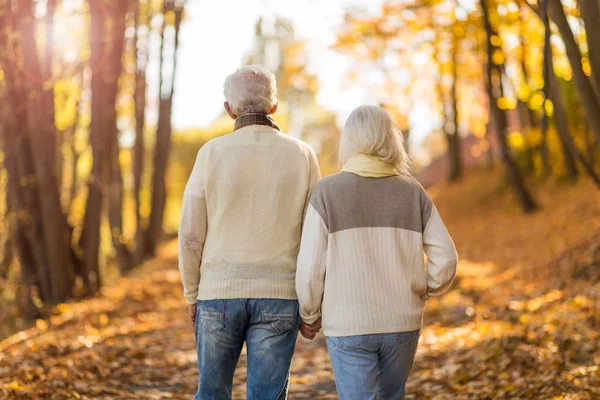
[326, 330, 420, 400]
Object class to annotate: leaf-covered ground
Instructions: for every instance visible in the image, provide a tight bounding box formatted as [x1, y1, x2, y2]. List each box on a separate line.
[1, 169, 599, 399]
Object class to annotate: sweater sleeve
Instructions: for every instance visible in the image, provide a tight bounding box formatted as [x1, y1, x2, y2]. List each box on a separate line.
[178, 148, 208, 305]
[421, 196, 458, 300]
[296, 201, 328, 324]
[302, 146, 322, 223]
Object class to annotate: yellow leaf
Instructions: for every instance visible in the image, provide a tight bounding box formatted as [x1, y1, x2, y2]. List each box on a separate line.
[497, 97, 515, 110]
[544, 99, 554, 116]
[35, 319, 48, 331]
[492, 50, 505, 65]
[528, 93, 544, 110]
[582, 58, 591, 76]
[508, 132, 526, 149]
[519, 314, 530, 324]
[7, 381, 20, 390]
[490, 35, 502, 47]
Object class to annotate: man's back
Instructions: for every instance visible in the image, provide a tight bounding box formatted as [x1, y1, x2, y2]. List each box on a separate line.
[180, 124, 320, 302]
[179, 65, 321, 400]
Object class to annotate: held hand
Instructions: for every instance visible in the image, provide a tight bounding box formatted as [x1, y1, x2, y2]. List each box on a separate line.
[300, 317, 322, 340]
[189, 303, 197, 328]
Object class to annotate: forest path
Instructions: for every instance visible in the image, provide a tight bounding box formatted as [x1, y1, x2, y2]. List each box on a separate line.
[1, 172, 600, 399]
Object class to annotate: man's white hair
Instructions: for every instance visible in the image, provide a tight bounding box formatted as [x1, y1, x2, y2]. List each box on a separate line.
[339, 105, 411, 175]
[223, 65, 278, 116]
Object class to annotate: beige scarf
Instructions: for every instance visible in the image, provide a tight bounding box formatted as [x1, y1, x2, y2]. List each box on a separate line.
[342, 154, 399, 178]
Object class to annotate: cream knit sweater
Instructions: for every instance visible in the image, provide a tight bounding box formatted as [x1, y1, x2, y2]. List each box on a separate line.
[178, 125, 321, 305]
[296, 172, 458, 336]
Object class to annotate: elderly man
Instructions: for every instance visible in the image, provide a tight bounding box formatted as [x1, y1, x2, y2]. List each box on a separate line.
[178, 65, 322, 400]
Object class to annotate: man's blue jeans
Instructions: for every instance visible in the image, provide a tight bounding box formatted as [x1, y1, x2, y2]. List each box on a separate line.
[194, 299, 299, 400]
[326, 330, 420, 400]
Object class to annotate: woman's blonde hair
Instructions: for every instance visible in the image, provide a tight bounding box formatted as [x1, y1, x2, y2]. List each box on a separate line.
[339, 105, 411, 175]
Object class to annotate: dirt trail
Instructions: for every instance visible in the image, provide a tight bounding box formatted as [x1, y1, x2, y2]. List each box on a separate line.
[1, 172, 599, 399]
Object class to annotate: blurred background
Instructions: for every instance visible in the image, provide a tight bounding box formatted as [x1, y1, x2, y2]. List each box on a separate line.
[1, 0, 599, 398]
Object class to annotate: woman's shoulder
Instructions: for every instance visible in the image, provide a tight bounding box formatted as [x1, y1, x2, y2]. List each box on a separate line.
[313, 172, 425, 201]
[312, 172, 352, 194]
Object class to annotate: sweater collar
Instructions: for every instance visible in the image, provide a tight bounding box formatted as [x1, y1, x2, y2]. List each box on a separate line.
[342, 154, 399, 178]
[234, 113, 281, 132]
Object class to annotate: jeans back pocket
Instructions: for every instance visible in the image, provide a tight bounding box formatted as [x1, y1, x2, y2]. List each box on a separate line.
[260, 299, 298, 334]
[198, 300, 225, 333]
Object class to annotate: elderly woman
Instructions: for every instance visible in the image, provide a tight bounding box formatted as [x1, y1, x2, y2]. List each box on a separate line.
[296, 105, 458, 400]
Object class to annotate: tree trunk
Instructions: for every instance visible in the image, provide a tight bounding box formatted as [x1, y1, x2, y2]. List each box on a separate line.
[81, 0, 108, 295]
[16, 0, 74, 304]
[81, 0, 132, 281]
[585, 125, 596, 165]
[580, 0, 600, 97]
[2, 77, 52, 304]
[42, 0, 59, 181]
[546, 45, 600, 188]
[540, 1, 553, 178]
[549, 0, 600, 142]
[518, 12, 539, 130]
[109, 140, 132, 273]
[105, 1, 132, 273]
[547, 53, 579, 182]
[481, 0, 537, 212]
[434, 34, 462, 182]
[133, 0, 149, 264]
[65, 88, 82, 211]
[541, 4, 578, 183]
[515, 50, 539, 175]
[447, 40, 462, 182]
[0, 5, 49, 303]
[146, 1, 183, 255]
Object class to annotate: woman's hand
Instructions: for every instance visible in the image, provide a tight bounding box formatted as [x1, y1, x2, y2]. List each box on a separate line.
[300, 317, 322, 340]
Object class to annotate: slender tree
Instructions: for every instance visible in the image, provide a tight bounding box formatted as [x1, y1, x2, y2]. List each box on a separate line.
[81, 0, 131, 290]
[481, 0, 537, 212]
[106, 1, 132, 273]
[146, 0, 184, 255]
[133, 0, 150, 264]
[548, 0, 600, 142]
[447, 36, 462, 181]
[528, 0, 600, 185]
[1, 0, 81, 305]
[541, 0, 577, 182]
[546, 53, 578, 182]
[579, 0, 600, 97]
[16, 0, 75, 302]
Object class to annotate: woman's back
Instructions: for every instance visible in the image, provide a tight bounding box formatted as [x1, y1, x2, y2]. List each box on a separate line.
[298, 171, 457, 337]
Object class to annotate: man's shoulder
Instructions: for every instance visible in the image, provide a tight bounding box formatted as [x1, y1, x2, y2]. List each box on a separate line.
[203, 132, 234, 147]
[274, 131, 316, 155]
[195, 132, 236, 156]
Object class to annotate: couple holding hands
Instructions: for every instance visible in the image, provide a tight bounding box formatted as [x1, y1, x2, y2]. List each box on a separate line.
[178, 65, 457, 400]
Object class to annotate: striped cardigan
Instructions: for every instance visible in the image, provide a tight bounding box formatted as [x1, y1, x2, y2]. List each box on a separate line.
[295, 172, 458, 337]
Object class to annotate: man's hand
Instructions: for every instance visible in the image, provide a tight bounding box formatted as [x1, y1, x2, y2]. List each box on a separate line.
[189, 303, 197, 328]
[300, 317, 322, 340]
